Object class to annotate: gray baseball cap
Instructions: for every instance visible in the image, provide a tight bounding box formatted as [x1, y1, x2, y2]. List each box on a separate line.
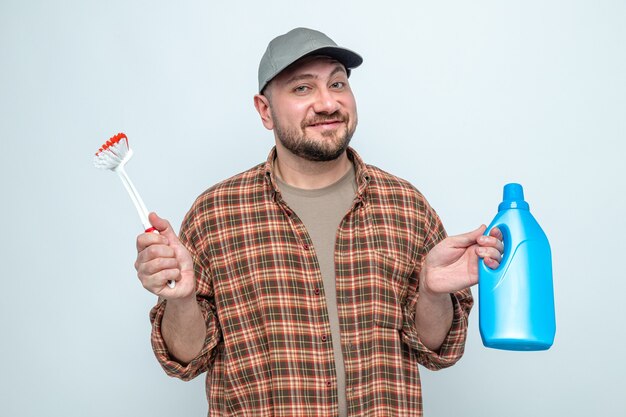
[258, 27, 363, 93]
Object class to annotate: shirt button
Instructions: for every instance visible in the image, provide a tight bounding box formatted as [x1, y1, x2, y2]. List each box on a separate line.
[314, 288, 320, 295]
[326, 381, 332, 388]
[302, 243, 310, 250]
[321, 335, 328, 342]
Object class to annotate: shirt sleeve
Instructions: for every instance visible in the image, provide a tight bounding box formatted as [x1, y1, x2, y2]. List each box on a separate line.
[400, 199, 474, 371]
[149, 203, 222, 381]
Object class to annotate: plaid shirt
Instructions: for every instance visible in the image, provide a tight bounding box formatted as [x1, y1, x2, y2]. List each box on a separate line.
[150, 147, 473, 416]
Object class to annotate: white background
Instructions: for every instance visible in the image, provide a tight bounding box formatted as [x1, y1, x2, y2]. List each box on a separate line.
[1, 1, 624, 416]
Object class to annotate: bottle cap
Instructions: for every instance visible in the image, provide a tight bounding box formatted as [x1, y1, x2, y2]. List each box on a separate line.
[499, 183, 530, 211]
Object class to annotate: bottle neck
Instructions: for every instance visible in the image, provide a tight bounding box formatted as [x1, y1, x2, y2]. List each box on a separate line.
[499, 183, 530, 211]
[498, 200, 530, 211]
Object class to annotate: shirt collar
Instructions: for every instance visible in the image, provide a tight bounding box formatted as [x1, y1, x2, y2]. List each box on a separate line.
[263, 146, 371, 199]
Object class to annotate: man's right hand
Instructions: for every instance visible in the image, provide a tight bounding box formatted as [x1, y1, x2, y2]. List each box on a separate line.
[135, 212, 196, 300]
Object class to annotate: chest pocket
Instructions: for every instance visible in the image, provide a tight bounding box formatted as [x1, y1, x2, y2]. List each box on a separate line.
[371, 251, 415, 330]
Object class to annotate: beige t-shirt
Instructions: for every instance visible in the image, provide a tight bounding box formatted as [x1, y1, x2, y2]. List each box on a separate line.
[276, 165, 357, 417]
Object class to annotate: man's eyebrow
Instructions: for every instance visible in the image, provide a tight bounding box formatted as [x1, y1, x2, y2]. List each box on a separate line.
[329, 65, 347, 78]
[285, 73, 317, 85]
[285, 65, 347, 85]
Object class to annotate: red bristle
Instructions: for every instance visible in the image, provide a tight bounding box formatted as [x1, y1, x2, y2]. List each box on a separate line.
[110, 133, 128, 144]
[95, 132, 128, 156]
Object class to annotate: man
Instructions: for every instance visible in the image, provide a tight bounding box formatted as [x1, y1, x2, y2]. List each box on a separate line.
[135, 27, 503, 417]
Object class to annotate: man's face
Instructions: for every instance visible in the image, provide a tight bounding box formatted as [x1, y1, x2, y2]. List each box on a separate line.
[264, 56, 358, 162]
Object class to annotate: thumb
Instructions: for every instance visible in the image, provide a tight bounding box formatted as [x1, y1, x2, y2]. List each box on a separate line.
[449, 224, 487, 248]
[148, 212, 179, 242]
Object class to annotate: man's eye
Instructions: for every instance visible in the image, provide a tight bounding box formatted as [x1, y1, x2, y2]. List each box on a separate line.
[294, 85, 309, 93]
[331, 81, 345, 89]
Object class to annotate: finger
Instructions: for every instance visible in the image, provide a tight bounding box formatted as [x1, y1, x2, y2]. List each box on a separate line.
[476, 246, 502, 261]
[136, 231, 169, 252]
[448, 224, 487, 248]
[139, 257, 180, 276]
[489, 226, 503, 241]
[140, 269, 181, 293]
[135, 244, 174, 273]
[478, 234, 504, 254]
[137, 244, 176, 264]
[149, 212, 179, 243]
[483, 257, 500, 270]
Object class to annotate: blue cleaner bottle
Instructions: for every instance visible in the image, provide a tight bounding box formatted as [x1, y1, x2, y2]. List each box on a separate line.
[479, 183, 556, 351]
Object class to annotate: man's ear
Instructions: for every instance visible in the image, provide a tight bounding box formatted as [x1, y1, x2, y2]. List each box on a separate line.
[254, 94, 274, 130]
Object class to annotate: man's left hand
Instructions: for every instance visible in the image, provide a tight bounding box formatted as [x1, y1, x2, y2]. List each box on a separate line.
[420, 225, 503, 296]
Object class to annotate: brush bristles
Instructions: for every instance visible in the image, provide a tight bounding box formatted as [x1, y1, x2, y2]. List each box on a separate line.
[93, 133, 130, 170]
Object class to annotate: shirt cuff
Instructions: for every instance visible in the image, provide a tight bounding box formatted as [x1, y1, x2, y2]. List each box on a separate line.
[401, 290, 473, 371]
[150, 297, 221, 381]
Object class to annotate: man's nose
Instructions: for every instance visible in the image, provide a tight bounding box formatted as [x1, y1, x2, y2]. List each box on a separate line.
[312, 87, 340, 114]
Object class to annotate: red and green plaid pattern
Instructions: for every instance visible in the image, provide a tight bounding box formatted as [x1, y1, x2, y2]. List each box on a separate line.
[150, 147, 473, 416]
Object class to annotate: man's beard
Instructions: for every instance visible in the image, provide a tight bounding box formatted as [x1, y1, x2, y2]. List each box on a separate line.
[272, 111, 356, 162]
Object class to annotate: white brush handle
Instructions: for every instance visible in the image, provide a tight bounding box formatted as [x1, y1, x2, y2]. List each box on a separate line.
[115, 166, 176, 289]
[115, 166, 151, 230]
